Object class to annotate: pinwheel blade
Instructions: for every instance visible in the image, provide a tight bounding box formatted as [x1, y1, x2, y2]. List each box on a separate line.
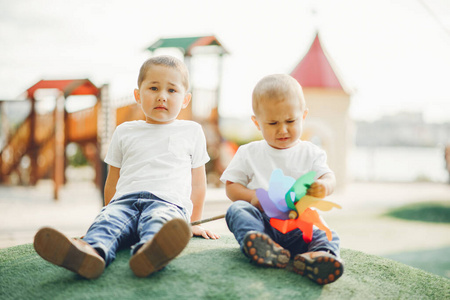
[286, 171, 316, 203]
[256, 188, 289, 219]
[267, 169, 295, 212]
[295, 195, 342, 215]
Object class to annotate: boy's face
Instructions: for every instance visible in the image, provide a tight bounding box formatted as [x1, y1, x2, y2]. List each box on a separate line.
[251, 96, 308, 149]
[134, 65, 191, 124]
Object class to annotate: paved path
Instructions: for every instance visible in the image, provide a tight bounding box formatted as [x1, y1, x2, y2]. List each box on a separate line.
[1, 171, 450, 258]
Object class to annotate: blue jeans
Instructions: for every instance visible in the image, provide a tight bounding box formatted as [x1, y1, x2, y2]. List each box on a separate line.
[226, 201, 341, 257]
[82, 192, 189, 266]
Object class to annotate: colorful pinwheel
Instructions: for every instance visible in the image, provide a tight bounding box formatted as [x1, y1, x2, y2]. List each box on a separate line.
[256, 169, 341, 243]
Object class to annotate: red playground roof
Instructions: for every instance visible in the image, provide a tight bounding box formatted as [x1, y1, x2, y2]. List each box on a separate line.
[291, 34, 344, 90]
[26, 79, 99, 99]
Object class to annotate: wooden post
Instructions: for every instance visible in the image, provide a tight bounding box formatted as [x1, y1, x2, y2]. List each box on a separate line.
[182, 55, 193, 121]
[216, 51, 224, 121]
[53, 93, 65, 200]
[29, 97, 38, 185]
[98, 84, 114, 203]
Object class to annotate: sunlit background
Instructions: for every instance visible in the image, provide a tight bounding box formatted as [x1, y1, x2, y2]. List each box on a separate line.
[1, 0, 450, 281]
[1, 0, 449, 185]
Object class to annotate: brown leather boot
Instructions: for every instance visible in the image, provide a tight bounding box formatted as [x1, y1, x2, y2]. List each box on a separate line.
[34, 227, 105, 279]
[242, 231, 291, 268]
[293, 251, 344, 285]
[129, 218, 191, 277]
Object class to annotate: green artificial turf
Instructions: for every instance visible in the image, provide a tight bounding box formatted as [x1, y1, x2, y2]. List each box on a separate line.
[383, 246, 450, 279]
[1, 235, 449, 299]
[382, 201, 450, 279]
[385, 201, 450, 223]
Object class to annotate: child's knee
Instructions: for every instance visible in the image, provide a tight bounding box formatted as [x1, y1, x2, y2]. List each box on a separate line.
[226, 201, 252, 217]
[231, 200, 253, 210]
[226, 201, 262, 225]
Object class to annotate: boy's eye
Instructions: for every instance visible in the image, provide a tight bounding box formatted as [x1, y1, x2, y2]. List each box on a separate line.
[169, 89, 176, 93]
[150, 87, 158, 91]
[268, 122, 277, 125]
[287, 120, 296, 124]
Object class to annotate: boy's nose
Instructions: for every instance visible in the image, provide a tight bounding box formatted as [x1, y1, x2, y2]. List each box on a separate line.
[157, 92, 167, 102]
[278, 124, 288, 133]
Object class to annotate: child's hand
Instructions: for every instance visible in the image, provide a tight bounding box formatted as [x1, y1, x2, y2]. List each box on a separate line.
[251, 195, 264, 212]
[191, 225, 220, 240]
[307, 180, 327, 199]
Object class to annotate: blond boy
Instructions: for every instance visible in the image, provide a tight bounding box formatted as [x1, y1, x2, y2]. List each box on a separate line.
[221, 74, 343, 285]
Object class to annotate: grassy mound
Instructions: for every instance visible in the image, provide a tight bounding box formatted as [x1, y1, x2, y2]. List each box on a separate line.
[385, 201, 450, 223]
[1, 235, 449, 299]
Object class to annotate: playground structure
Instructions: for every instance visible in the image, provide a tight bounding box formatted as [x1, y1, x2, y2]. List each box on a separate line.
[0, 33, 351, 199]
[0, 79, 107, 199]
[0, 35, 228, 200]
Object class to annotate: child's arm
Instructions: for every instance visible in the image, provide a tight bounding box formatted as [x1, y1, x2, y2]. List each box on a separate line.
[191, 165, 220, 239]
[307, 172, 336, 198]
[225, 181, 262, 211]
[104, 165, 120, 206]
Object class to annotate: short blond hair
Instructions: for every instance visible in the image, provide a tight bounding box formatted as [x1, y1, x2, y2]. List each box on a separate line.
[137, 55, 190, 90]
[252, 74, 305, 115]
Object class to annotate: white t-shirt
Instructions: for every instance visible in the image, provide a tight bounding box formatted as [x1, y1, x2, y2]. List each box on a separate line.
[105, 120, 210, 216]
[220, 140, 332, 191]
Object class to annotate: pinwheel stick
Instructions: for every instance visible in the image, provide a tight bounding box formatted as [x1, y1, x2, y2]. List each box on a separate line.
[190, 214, 226, 226]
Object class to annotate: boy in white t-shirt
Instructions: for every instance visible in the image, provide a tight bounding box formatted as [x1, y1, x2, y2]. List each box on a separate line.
[221, 74, 343, 285]
[34, 55, 219, 279]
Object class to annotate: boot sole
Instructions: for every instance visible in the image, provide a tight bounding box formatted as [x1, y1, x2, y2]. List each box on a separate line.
[129, 218, 191, 277]
[243, 231, 290, 268]
[33, 227, 105, 279]
[293, 253, 344, 285]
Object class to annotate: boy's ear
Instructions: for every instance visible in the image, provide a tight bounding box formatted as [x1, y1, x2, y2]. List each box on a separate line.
[251, 115, 261, 130]
[303, 108, 309, 120]
[134, 89, 141, 104]
[182, 93, 192, 109]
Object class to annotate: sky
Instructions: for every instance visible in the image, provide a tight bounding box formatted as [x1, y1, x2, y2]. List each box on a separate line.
[1, 0, 450, 123]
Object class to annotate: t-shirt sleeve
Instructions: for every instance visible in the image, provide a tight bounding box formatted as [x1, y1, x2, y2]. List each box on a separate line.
[191, 125, 210, 169]
[104, 126, 122, 168]
[311, 147, 333, 179]
[220, 146, 251, 186]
